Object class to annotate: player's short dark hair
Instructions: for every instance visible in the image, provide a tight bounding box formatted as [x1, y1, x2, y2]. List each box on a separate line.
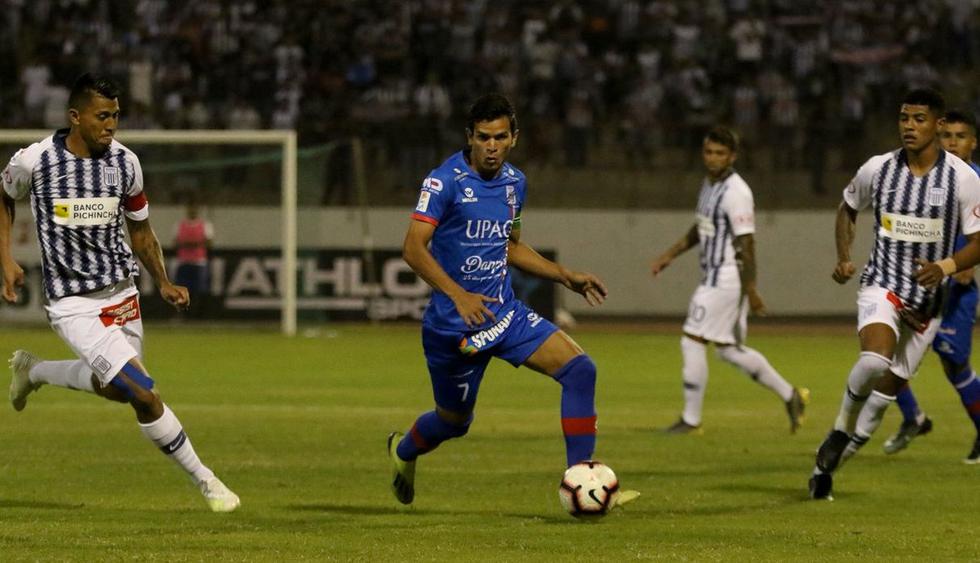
[901, 88, 945, 116]
[704, 126, 739, 153]
[945, 109, 977, 135]
[466, 93, 518, 134]
[68, 73, 121, 110]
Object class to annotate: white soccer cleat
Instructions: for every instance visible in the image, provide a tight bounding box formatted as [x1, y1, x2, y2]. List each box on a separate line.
[199, 477, 240, 513]
[9, 350, 43, 412]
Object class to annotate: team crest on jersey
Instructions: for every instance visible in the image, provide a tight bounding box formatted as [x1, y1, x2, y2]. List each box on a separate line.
[462, 186, 478, 203]
[928, 186, 946, 207]
[506, 186, 517, 206]
[102, 166, 120, 187]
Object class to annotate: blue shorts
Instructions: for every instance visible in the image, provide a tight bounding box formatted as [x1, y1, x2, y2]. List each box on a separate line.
[932, 279, 978, 366]
[422, 300, 559, 414]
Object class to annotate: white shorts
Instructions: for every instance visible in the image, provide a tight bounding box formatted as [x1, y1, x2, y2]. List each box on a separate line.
[45, 279, 144, 387]
[682, 285, 747, 345]
[856, 285, 940, 379]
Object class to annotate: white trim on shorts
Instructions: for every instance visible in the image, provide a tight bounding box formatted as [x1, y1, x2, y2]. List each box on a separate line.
[856, 285, 941, 380]
[45, 278, 144, 387]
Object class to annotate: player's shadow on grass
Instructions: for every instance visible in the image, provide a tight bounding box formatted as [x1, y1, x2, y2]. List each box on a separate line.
[285, 503, 569, 523]
[0, 499, 85, 510]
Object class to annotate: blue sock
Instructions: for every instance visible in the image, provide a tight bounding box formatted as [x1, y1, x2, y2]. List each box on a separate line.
[396, 410, 470, 462]
[947, 367, 980, 433]
[554, 354, 597, 467]
[895, 386, 920, 423]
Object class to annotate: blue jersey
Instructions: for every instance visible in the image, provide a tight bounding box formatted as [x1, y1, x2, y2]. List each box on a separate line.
[411, 151, 526, 332]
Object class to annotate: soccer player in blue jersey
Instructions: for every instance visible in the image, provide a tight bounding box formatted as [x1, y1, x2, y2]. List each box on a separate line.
[386, 93, 637, 507]
[882, 109, 980, 463]
[809, 89, 980, 500]
[0, 74, 239, 511]
[650, 126, 809, 435]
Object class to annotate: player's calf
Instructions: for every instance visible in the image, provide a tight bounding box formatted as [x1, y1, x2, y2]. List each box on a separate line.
[554, 354, 597, 466]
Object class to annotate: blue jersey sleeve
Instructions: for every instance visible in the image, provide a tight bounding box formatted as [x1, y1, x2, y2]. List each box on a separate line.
[411, 172, 454, 226]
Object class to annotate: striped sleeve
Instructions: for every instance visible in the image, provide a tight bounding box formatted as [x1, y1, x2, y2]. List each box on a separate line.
[122, 149, 148, 221]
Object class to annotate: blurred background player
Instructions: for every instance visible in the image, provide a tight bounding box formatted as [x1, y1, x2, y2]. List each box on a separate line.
[173, 196, 213, 319]
[650, 126, 808, 435]
[882, 109, 980, 463]
[387, 93, 637, 507]
[0, 74, 239, 512]
[810, 89, 980, 500]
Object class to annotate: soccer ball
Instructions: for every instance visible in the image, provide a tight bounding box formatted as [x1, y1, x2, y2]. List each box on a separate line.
[558, 460, 619, 518]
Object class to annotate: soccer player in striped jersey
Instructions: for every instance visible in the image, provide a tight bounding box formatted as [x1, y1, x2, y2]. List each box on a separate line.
[810, 89, 980, 500]
[651, 126, 809, 435]
[882, 109, 980, 464]
[386, 94, 638, 507]
[0, 74, 239, 512]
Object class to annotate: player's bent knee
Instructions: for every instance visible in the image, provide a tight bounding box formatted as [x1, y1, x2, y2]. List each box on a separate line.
[715, 345, 738, 364]
[856, 350, 892, 374]
[435, 407, 473, 437]
[109, 363, 157, 403]
[555, 355, 596, 390]
[93, 375, 130, 403]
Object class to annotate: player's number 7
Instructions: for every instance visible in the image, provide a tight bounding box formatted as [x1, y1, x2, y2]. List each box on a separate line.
[457, 382, 470, 402]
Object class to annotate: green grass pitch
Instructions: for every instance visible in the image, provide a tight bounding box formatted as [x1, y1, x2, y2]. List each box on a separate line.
[0, 324, 976, 561]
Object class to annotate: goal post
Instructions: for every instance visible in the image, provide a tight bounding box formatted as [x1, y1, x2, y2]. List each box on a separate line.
[0, 129, 299, 336]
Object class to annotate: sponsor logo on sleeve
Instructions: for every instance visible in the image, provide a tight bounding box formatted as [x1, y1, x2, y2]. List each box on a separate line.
[416, 191, 431, 212]
[506, 185, 517, 206]
[422, 177, 443, 192]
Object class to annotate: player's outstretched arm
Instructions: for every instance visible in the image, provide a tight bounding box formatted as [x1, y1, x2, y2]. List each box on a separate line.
[651, 224, 699, 277]
[915, 232, 980, 288]
[403, 219, 497, 327]
[832, 201, 858, 284]
[0, 193, 25, 303]
[127, 217, 189, 311]
[733, 233, 766, 315]
[507, 237, 607, 307]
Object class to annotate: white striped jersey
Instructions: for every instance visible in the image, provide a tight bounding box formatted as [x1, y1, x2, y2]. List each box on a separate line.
[694, 170, 755, 289]
[2, 129, 149, 299]
[844, 149, 980, 315]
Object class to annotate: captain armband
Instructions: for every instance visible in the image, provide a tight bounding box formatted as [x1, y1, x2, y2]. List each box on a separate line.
[938, 257, 958, 276]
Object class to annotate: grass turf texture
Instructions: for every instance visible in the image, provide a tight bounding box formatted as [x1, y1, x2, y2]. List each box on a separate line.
[1, 324, 976, 561]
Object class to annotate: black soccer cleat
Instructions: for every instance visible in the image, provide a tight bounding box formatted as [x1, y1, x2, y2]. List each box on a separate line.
[815, 430, 851, 474]
[808, 472, 833, 500]
[964, 435, 980, 465]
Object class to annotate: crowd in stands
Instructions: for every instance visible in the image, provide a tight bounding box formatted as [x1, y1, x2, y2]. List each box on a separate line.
[2, 0, 979, 196]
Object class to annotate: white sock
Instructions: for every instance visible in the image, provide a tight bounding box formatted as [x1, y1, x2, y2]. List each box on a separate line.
[29, 360, 95, 393]
[716, 345, 794, 401]
[842, 391, 895, 462]
[834, 352, 891, 432]
[680, 336, 708, 426]
[139, 404, 215, 485]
